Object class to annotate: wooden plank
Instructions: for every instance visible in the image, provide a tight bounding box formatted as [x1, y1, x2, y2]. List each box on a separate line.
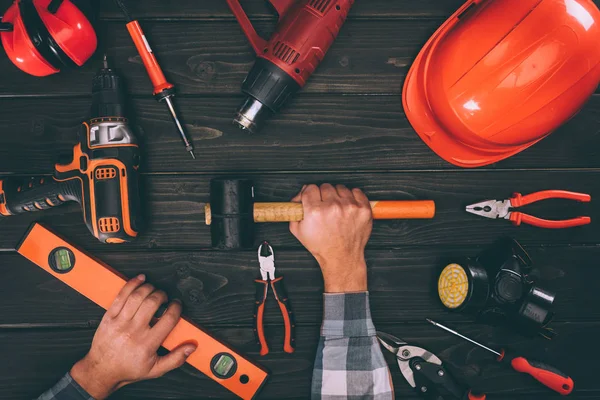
[96, 0, 466, 20]
[3, 0, 598, 21]
[0, 0, 468, 20]
[3, 4, 600, 98]
[0, 322, 596, 399]
[1, 95, 600, 174]
[0, 171, 597, 251]
[0, 246, 597, 326]
[0, 19, 441, 96]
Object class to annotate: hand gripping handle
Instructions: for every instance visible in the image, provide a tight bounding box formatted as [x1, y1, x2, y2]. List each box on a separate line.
[205, 200, 436, 224]
[0, 177, 72, 216]
[226, 0, 296, 54]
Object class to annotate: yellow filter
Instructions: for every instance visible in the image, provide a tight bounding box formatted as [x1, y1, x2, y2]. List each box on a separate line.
[438, 263, 469, 309]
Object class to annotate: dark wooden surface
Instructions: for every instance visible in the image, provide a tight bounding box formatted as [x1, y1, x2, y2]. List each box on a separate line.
[0, 1, 599, 399]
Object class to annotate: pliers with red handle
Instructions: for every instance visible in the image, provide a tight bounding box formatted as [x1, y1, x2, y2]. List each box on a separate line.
[254, 241, 296, 356]
[466, 190, 591, 229]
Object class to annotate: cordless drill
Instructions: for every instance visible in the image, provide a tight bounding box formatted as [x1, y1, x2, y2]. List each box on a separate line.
[0, 57, 142, 244]
[227, 0, 354, 133]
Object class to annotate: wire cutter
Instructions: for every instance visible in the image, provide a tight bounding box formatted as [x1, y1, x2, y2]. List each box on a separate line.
[377, 332, 485, 400]
[254, 241, 296, 356]
[466, 190, 591, 229]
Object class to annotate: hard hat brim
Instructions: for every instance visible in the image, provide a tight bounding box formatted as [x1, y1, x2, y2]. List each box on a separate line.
[402, 0, 543, 168]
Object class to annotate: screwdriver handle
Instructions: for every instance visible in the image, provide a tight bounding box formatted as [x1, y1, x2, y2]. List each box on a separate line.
[501, 351, 574, 395]
[125, 21, 173, 96]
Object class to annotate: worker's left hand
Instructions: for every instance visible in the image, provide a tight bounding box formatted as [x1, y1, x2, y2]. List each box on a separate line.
[70, 275, 197, 399]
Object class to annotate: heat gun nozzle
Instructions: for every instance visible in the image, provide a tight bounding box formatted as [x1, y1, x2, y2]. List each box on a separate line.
[233, 97, 271, 134]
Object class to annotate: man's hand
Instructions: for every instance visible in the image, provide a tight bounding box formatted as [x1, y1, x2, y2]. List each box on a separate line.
[70, 275, 197, 399]
[290, 184, 373, 293]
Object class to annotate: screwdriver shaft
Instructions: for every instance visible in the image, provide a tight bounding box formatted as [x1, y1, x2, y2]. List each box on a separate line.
[426, 319, 502, 357]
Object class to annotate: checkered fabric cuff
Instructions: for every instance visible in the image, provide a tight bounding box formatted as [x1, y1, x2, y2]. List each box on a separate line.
[321, 292, 377, 338]
[312, 292, 393, 400]
[37, 372, 94, 400]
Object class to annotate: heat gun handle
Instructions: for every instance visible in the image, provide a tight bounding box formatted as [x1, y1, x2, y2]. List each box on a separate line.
[0, 177, 78, 216]
[226, 0, 267, 54]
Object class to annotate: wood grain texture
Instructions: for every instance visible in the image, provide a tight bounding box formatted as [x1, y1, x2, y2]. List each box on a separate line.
[0, 0, 598, 398]
[95, 0, 467, 20]
[0, 322, 597, 399]
[0, 246, 597, 326]
[0, 18, 445, 96]
[1, 95, 600, 174]
[0, 171, 597, 251]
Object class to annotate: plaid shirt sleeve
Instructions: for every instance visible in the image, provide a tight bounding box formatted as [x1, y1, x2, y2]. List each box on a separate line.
[312, 292, 393, 400]
[37, 373, 94, 400]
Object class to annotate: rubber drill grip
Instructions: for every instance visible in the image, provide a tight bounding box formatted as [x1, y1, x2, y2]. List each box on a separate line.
[0, 177, 70, 216]
[125, 21, 173, 95]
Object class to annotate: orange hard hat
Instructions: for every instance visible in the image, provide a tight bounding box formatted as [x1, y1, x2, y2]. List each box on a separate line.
[404, 0, 600, 168]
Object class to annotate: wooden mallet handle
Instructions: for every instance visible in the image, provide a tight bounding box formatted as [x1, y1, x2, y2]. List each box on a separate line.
[205, 201, 435, 225]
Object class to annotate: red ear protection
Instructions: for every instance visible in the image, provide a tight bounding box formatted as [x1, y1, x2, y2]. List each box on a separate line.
[0, 0, 97, 77]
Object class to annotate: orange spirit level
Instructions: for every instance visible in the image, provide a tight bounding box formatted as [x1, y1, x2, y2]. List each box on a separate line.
[16, 223, 268, 400]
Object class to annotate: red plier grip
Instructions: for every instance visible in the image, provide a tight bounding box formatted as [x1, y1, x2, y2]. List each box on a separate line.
[253, 277, 296, 356]
[510, 213, 591, 229]
[511, 190, 591, 207]
[253, 280, 270, 356]
[271, 277, 296, 354]
[509, 191, 592, 229]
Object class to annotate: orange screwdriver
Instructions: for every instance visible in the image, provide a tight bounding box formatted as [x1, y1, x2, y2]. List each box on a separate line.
[114, 0, 195, 159]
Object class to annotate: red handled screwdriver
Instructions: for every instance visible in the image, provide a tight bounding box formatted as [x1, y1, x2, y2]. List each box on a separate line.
[427, 319, 574, 396]
[113, 0, 195, 159]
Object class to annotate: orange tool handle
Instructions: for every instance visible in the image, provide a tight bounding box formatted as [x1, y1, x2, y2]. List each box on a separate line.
[271, 277, 296, 354]
[510, 357, 574, 395]
[125, 21, 173, 95]
[510, 212, 591, 229]
[370, 200, 435, 220]
[205, 200, 435, 224]
[18, 224, 268, 400]
[511, 191, 591, 207]
[253, 280, 269, 356]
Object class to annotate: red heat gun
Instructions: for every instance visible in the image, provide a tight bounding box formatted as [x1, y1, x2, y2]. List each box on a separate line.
[226, 0, 355, 133]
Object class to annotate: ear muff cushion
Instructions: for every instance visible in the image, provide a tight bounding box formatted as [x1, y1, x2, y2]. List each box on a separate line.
[37, 0, 97, 66]
[19, 0, 76, 68]
[0, 2, 58, 76]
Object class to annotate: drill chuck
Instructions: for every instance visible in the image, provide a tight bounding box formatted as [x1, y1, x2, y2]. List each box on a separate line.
[91, 62, 127, 119]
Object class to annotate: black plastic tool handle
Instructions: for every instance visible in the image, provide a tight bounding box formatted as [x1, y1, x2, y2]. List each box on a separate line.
[0, 177, 78, 216]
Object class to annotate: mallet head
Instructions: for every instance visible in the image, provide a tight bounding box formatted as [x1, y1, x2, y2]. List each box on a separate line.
[209, 178, 255, 250]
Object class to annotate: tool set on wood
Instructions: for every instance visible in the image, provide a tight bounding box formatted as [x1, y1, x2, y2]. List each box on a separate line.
[1, 0, 598, 398]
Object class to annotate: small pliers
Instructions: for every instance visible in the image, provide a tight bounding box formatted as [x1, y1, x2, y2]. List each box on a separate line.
[377, 332, 485, 400]
[466, 190, 591, 229]
[254, 241, 296, 356]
